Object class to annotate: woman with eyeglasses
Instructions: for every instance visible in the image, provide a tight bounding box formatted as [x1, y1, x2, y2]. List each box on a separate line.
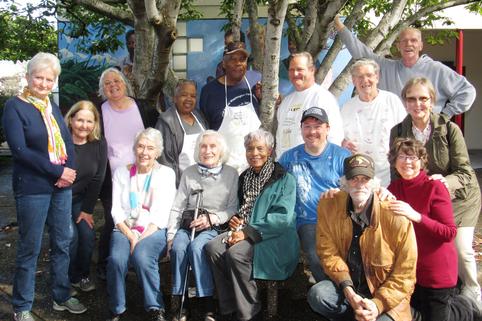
[386, 138, 479, 321]
[389, 77, 481, 305]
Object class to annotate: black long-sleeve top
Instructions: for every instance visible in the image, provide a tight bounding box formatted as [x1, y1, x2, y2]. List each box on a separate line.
[72, 139, 107, 214]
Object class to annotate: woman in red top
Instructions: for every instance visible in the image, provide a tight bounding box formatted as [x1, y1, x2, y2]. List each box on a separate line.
[387, 138, 479, 321]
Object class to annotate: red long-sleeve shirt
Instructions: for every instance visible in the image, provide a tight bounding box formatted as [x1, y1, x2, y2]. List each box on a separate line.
[388, 170, 458, 288]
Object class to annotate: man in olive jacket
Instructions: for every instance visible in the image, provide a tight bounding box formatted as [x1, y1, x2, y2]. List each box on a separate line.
[308, 154, 417, 321]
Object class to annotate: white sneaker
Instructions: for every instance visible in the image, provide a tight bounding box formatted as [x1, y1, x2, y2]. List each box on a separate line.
[13, 311, 34, 321]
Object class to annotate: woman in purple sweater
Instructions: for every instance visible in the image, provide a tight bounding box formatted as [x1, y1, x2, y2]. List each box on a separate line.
[387, 138, 479, 321]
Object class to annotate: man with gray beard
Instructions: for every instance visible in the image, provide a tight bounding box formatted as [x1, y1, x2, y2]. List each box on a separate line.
[308, 154, 417, 321]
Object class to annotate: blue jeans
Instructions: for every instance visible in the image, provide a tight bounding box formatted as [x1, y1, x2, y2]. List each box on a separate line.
[12, 189, 73, 312]
[107, 229, 167, 314]
[298, 223, 326, 282]
[308, 280, 394, 321]
[69, 198, 95, 283]
[170, 228, 218, 297]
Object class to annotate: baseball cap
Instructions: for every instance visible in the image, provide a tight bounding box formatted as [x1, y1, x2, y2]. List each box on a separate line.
[224, 41, 249, 58]
[300, 107, 329, 124]
[344, 154, 375, 180]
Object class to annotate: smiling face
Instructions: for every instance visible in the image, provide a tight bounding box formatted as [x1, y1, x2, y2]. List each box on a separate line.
[199, 135, 222, 168]
[102, 71, 127, 101]
[397, 29, 423, 66]
[404, 83, 433, 125]
[223, 51, 248, 83]
[135, 137, 158, 173]
[70, 109, 95, 144]
[301, 117, 329, 152]
[395, 152, 421, 180]
[288, 55, 315, 91]
[174, 83, 196, 116]
[352, 64, 379, 101]
[26, 68, 56, 99]
[246, 139, 271, 173]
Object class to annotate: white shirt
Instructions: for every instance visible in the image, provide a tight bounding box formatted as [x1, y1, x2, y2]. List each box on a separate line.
[341, 89, 406, 186]
[275, 83, 344, 158]
[111, 164, 176, 229]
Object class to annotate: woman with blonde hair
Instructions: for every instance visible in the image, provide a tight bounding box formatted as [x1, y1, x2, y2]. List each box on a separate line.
[65, 100, 107, 292]
[2, 52, 87, 321]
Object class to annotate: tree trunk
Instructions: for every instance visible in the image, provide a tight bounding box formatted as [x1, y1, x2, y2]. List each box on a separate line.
[232, 0, 245, 41]
[260, 0, 289, 133]
[246, 0, 264, 72]
[63, 0, 181, 111]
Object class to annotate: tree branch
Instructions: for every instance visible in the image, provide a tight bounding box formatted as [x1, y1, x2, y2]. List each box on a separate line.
[305, 0, 346, 57]
[72, 0, 134, 25]
[144, 0, 163, 25]
[299, 0, 318, 51]
[374, 0, 478, 55]
[246, 0, 264, 72]
[232, 0, 245, 41]
[316, 0, 364, 83]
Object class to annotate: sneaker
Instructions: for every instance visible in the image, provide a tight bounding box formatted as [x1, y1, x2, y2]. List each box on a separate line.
[171, 308, 188, 321]
[72, 277, 96, 292]
[53, 297, 87, 314]
[106, 311, 122, 321]
[148, 309, 167, 321]
[13, 311, 34, 321]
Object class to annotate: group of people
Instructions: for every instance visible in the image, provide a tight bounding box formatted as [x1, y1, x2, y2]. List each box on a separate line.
[1, 15, 481, 321]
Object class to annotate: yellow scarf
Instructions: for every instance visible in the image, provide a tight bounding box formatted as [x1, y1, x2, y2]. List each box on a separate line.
[21, 88, 68, 165]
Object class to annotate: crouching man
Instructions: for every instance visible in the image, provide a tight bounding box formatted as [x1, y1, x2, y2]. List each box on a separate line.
[308, 154, 417, 321]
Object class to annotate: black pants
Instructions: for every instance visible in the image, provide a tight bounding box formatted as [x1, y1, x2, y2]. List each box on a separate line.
[411, 284, 477, 321]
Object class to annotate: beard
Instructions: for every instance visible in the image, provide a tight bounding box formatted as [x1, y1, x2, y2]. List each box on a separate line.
[348, 187, 372, 210]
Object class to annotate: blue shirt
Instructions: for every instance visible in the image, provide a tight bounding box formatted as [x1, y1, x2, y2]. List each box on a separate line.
[2, 96, 75, 195]
[279, 143, 350, 227]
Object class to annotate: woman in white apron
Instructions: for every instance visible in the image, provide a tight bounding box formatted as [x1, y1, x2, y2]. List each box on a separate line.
[156, 80, 207, 187]
[218, 76, 261, 173]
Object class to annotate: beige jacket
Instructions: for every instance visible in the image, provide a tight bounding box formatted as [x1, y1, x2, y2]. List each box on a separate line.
[317, 192, 417, 321]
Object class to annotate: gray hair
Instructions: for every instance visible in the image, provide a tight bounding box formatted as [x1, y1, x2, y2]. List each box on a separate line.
[350, 58, 380, 76]
[27, 52, 61, 79]
[290, 52, 314, 68]
[98, 67, 133, 100]
[339, 175, 381, 192]
[193, 130, 229, 165]
[133, 127, 163, 158]
[244, 129, 275, 150]
[175, 79, 197, 97]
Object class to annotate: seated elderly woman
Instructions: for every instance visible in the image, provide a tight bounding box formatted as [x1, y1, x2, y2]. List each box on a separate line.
[168, 130, 238, 321]
[387, 138, 480, 321]
[106, 128, 176, 321]
[205, 129, 299, 321]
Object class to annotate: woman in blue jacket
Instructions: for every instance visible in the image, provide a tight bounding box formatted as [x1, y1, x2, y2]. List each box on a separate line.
[2, 52, 87, 321]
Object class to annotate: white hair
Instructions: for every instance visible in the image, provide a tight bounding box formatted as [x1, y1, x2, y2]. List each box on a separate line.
[27, 52, 61, 79]
[193, 130, 229, 165]
[133, 127, 163, 158]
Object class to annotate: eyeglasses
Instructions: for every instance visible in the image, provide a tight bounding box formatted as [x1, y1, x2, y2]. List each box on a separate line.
[397, 154, 419, 162]
[405, 96, 431, 104]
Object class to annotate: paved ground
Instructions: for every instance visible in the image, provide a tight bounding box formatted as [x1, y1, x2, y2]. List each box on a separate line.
[0, 156, 481, 321]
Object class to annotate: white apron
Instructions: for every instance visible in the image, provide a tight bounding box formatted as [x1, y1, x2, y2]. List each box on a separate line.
[218, 76, 261, 173]
[175, 110, 205, 172]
